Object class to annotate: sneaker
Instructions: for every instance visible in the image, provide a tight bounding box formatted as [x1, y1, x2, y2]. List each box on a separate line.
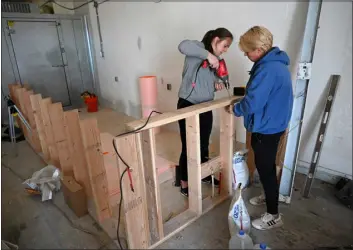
[180, 187, 188, 197]
[201, 176, 220, 186]
[252, 213, 283, 230]
[249, 193, 266, 206]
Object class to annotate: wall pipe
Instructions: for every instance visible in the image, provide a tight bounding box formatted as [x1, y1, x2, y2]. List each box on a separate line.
[94, 0, 104, 58]
[279, 0, 323, 203]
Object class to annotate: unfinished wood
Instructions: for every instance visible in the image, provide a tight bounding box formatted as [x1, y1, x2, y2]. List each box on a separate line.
[14, 87, 30, 140]
[246, 132, 256, 182]
[23, 90, 41, 152]
[126, 96, 243, 132]
[275, 129, 288, 183]
[100, 132, 121, 207]
[115, 133, 149, 249]
[8, 83, 21, 105]
[186, 115, 202, 215]
[48, 103, 73, 175]
[80, 118, 111, 222]
[40, 98, 60, 167]
[78, 108, 135, 136]
[30, 94, 50, 161]
[201, 156, 222, 179]
[64, 110, 92, 197]
[140, 129, 164, 244]
[219, 107, 235, 196]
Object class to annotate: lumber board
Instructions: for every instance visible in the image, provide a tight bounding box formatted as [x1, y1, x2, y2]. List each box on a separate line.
[186, 115, 202, 215]
[14, 87, 30, 140]
[23, 90, 41, 152]
[48, 103, 73, 175]
[126, 96, 242, 132]
[219, 107, 235, 196]
[139, 129, 164, 244]
[30, 94, 50, 161]
[246, 132, 256, 181]
[64, 109, 92, 197]
[115, 133, 149, 249]
[201, 156, 222, 179]
[40, 98, 60, 168]
[100, 132, 121, 207]
[80, 118, 111, 222]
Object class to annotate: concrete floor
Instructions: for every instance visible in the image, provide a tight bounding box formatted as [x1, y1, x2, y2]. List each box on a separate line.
[1, 140, 353, 249]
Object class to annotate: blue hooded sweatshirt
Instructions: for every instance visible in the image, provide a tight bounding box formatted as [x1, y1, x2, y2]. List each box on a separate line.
[234, 47, 294, 134]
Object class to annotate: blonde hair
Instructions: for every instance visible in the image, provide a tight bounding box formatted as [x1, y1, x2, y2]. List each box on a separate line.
[239, 26, 273, 53]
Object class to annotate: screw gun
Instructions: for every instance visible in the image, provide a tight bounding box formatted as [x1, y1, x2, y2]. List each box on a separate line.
[202, 58, 230, 89]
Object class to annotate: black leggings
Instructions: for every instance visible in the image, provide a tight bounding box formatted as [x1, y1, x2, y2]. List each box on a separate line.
[251, 131, 284, 215]
[177, 98, 213, 182]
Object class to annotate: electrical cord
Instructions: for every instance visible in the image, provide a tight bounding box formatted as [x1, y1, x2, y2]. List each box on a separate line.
[112, 110, 162, 249]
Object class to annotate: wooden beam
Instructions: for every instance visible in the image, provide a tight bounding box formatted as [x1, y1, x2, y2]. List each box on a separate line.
[139, 129, 164, 244]
[80, 118, 111, 222]
[30, 94, 50, 161]
[40, 98, 60, 168]
[49, 103, 73, 175]
[219, 107, 235, 196]
[23, 90, 41, 152]
[186, 115, 202, 215]
[64, 110, 92, 197]
[201, 156, 222, 179]
[100, 132, 121, 207]
[114, 133, 149, 249]
[246, 132, 256, 182]
[126, 96, 242, 132]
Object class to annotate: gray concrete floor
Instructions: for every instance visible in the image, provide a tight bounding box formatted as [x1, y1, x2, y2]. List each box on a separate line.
[2, 140, 353, 249]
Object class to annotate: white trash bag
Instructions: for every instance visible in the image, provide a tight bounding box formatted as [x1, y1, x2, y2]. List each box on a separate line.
[232, 149, 250, 190]
[228, 184, 251, 235]
[23, 165, 61, 202]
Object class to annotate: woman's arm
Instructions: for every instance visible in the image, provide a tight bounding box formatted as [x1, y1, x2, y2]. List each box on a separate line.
[178, 40, 209, 59]
[233, 67, 275, 117]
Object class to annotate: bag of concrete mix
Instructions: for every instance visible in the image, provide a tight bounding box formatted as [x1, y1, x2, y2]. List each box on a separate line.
[228, 184, 251, 236]
[232, 149, 250, 190]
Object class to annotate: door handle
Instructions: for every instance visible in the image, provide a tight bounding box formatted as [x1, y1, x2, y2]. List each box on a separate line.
[52, 64, 67, 67]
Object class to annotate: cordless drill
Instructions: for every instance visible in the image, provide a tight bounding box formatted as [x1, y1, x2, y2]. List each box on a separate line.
[202, 58, 230, 89]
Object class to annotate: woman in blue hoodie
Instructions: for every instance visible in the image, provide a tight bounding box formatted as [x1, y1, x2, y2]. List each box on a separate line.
[231, 26, 293, 230]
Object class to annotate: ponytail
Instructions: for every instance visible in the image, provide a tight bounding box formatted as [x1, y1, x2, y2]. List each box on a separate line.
[201, 27, 233, 54]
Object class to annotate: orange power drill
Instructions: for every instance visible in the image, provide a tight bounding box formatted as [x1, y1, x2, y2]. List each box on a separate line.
[202, 58, 230, 89]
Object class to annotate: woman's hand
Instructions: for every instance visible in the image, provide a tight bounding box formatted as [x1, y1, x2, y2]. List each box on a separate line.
[215, 83, 224, 91]
[225, 104, 234, 114]
[207, 53, 219, 69]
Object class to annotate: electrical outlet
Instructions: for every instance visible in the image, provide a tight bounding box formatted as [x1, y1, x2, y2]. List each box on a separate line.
[167, 83, 172, 91]
[114, 76, 119, 82]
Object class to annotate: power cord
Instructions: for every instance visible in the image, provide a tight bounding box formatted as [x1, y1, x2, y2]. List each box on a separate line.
[112, 110, 162, 249]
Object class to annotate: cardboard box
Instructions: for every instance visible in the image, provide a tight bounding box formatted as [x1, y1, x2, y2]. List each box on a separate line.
[62, 176, 88, 218]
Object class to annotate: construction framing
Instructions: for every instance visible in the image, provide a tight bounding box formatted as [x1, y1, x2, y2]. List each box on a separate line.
[7, 82, 287, 249]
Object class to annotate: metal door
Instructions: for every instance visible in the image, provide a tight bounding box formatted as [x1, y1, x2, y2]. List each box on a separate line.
[8, 20, 71, 106]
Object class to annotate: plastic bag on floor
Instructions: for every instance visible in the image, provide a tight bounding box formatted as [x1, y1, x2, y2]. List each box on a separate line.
[23, 165, 61, 202]
[228, 184, 251, 236]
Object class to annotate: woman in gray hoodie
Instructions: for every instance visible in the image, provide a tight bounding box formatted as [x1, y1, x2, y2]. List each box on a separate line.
[176, 28, 233, 197]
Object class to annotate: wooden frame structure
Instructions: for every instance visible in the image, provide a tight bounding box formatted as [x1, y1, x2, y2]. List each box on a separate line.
[116, 95, 242, 248]
[8, 82, 287, 249]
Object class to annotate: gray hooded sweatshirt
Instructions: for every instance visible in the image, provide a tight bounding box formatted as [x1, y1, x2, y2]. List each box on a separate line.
[178, 40, 217, 104]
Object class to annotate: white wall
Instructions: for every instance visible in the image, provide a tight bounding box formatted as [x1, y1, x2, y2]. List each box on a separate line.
[87, 1, 309, 144]
[297, 2, 352, 179]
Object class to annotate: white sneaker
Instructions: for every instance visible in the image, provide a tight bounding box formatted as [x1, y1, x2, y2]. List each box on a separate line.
[252, 213, 283, 230]
[249, 193, 266, 206]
